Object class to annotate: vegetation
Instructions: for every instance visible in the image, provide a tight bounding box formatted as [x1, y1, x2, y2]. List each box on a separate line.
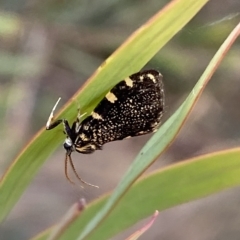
[0, 0, 240, 239]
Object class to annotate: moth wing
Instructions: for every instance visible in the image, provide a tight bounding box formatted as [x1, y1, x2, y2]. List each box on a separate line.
[79, 69, 164, 146]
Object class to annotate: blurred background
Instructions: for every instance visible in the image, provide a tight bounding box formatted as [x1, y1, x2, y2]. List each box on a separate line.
[0, 0, 240, 239]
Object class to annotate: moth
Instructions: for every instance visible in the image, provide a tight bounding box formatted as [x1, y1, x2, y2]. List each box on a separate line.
[46, 69, 165, 187]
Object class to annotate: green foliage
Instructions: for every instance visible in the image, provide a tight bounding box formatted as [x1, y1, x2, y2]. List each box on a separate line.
[1, 0, 240, 239]
[33, 148, 240, 240]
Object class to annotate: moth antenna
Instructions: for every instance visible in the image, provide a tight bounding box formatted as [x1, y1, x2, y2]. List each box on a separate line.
[46, 97, 61, 129]
[65, 154, 75, 184]
[68, 154, 99, 188]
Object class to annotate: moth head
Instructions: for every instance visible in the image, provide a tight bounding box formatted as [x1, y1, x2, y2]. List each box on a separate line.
[63, 137, 75, 155]
[73, 130, 102, 154]
[63, 138, 99, 188]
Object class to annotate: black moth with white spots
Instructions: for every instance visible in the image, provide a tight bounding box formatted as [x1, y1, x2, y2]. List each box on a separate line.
[46, 69, 164, 187]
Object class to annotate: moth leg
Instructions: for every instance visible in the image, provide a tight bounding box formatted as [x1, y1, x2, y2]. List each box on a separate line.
[73, 104, 87, 132]
[46, 97, 62, 130]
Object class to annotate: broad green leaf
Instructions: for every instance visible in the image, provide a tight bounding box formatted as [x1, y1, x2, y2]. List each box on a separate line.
[0, 0, 209, 222]
[33, 148, 240, 240]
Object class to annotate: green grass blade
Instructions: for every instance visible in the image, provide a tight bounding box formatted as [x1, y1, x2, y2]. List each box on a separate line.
[0, 0, 209, 222]
[55, 22, 240, 240]
[32, 148, 240, 240]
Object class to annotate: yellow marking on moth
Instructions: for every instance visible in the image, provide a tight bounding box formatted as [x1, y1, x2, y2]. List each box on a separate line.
[83, 125, 89, 130]
[92, 111, 103, 120]
[93, 132, 97, 139]
[124, 77, 133, 87]
[106, 92, 118, 103]
[76, 144, 96, 152]
[147, 73, 156, 83]
[80, 133, 89, 141]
